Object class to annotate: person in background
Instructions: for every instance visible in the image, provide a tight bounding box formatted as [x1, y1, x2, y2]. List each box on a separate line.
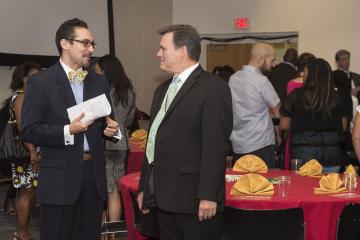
[332, 50, 359, 153]
[95, 55, 136, 238]
[212, 65, 235, 83]
[137, 24, 232, 240]
[267, 48, 298, 158]
[286, 53, 315, 94]
[21, 18, 119, 240]
[229, 43, 280, 167]
[351, 109, 360, 165]
[281, 58, 348, 172]
[10, 61, 41, 240]
[283, 52, 315, 169]
[268, 47, 298, 103]
[333, 49, 360, 99]
[0, 98, 16, 217]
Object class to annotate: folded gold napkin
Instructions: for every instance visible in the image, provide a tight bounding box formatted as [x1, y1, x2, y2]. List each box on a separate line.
[232, 154, 268, 173]
[230, 174, 274, 196]
[297, 159, 323, 177]
[344, 164, 357, 175]
[129, 129, 148, 149]
[314, 173, 346, 194]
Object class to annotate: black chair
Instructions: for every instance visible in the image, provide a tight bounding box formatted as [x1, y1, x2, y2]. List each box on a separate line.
[129, 191, 160, 239]
[221, 207, 305, 240]
[337, 203, 360, 240]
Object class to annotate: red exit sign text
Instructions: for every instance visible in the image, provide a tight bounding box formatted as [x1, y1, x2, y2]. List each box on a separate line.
[235, 18, 249, 29]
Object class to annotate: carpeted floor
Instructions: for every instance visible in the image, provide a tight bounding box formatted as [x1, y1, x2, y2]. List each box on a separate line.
[0, 183, 128, 240]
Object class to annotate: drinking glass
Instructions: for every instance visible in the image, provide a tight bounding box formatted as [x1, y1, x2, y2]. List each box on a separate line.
[276, 176, 291, 197]
[344, 173, 358, 192]
[291, 159, 302, 172]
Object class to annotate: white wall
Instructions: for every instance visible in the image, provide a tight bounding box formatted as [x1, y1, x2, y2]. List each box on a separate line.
[113, 0, 172, 113]
[2, 0, 357, 111]
[173, 0, 360, 72]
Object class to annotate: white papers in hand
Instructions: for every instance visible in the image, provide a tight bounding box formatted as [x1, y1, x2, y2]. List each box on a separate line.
[67, 94, 111, 124]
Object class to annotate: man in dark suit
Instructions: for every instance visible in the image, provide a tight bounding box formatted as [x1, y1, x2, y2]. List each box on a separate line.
[332, 49, 360, 152]
[333, 49, 360, 101]
[137, 24, 232, 240]
[21, 18, 119, 240]
[268, 48, 298, 103]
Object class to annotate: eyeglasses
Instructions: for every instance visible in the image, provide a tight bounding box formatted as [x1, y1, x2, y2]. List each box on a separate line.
[70, 39, 97, 49]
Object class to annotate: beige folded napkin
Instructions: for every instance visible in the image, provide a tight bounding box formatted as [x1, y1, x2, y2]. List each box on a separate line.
[232, 154, 268, 173]
[297, 159, 323, 177]
[230, 173, 274, 196]
[344, 164, 357, 175]
[129, 129, 148, 149]
[314, 173, 346, 194]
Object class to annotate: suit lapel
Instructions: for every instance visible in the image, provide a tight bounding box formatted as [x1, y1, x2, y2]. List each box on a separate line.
[54, 62, 76, 108]
[163, 66, 202, 118]
[83, 73, 96, 101]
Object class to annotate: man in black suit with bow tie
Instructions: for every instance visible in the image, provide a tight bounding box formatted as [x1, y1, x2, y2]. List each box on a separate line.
[21, 18, 119, 240]
[137, 24, 233, 240]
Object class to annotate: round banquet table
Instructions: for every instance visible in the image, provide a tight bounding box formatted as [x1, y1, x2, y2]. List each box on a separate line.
[120, 170, 360, 240]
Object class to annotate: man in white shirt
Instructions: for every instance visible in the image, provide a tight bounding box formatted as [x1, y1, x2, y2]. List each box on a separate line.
[229, 43, 280, 167]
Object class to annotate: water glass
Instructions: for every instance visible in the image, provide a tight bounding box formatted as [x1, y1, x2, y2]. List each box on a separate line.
[277, 176, 291, 197]
[291, 159, 302, 172]
[344, 173, 358, 192]
[226, 156, 234, 170]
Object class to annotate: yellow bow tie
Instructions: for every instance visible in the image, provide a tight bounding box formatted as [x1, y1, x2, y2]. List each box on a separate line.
[67, 70, 88, 83]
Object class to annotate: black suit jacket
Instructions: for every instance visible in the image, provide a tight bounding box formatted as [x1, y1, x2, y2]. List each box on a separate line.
[350, 71, 360, 87]
[139, 66, 233, 214]
[21, 61, 111, 205]
[332, 69, 353, 119]
[268, 62, 297, 103]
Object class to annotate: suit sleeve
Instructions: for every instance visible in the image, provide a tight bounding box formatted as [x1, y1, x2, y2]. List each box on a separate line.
[197, 81, 233, 201]
[21, 77, 65, 147]
[103, 78, 119, 142]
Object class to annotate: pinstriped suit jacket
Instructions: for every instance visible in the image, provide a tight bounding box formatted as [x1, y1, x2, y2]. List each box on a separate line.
[139, 66, 233, 214]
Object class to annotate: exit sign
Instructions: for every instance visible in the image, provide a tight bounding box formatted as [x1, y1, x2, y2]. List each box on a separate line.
[235, 18, 249, 29]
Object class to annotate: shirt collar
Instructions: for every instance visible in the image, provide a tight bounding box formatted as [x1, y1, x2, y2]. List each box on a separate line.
[339, 67, 349, 74]
[59, 58, 82, 75]
[243, 65, 262, 75]
[283, 61, 296, 69]
[174, 63, 200, 84]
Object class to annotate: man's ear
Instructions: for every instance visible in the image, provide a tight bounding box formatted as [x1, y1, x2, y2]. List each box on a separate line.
[60, 39, 70, 51]
[179, 45, 188, 59]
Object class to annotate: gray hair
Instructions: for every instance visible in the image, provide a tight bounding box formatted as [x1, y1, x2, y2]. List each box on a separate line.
[335, 49, 350, 61]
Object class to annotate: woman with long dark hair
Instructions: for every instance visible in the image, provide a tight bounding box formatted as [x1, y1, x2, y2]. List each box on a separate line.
[282, 53, 315, 169]
[280, 58, 348, 172]
[95, 55, 136, 238]
[10, 61, 41, 240]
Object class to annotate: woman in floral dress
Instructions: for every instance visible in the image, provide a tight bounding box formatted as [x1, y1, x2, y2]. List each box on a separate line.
[10, 61, 41, 240]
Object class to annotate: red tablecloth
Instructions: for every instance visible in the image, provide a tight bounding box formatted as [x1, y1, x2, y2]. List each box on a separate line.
[120, 170, 360, 240]
[127, 144, 145, 174]
[120, 173, 148, 240]
[227, 169, 360, 240]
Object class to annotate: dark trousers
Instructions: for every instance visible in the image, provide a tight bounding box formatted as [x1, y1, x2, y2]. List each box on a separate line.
[40, 160, 104, 240]
[156, 208, 222, 240]
[233, 144, 276, 168]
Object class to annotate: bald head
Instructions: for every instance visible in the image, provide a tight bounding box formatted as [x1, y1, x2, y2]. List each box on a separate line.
[251, 43, 275, 60]
[249, 43, 276, 74]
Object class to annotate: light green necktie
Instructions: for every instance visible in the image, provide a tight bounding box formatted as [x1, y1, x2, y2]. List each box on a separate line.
[146, 77, 181, 164]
